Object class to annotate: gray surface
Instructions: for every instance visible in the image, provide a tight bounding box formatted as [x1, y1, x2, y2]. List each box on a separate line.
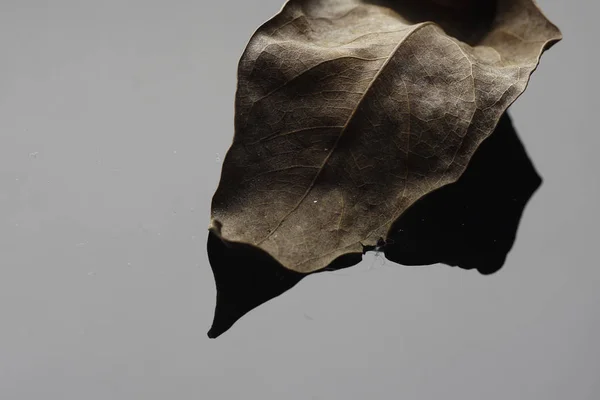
[0, 1, 597, 399]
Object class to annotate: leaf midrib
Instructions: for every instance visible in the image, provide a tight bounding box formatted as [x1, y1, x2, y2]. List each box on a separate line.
[255, 21, 434, 246]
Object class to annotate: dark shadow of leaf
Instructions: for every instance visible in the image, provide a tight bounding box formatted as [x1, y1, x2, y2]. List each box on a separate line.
[382, 113, 541, 274]
[207, 233, 361, 338]
[207, 112, 541, 337]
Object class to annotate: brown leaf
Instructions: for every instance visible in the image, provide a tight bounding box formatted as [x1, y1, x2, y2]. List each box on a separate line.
[209, 0, 561, 274]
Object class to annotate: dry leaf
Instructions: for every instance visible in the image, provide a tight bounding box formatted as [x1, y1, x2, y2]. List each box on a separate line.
[209, 0, 561, 274]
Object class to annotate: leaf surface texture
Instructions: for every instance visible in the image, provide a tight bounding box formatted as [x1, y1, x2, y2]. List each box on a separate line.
[210, 0, 561, 273]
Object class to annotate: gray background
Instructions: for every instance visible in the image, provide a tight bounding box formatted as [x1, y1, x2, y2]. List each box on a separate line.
[0, 0, 597, 399]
